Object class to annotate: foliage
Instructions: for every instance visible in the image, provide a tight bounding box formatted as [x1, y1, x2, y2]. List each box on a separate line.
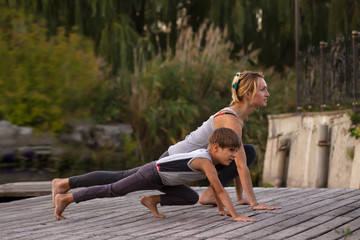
[334, 224, 352, 239]
[349, 111, 360, 139]
[0, 7, 299, 183]
[350, 111, 360, 124]
[3, 0, 359, 72]
[120, 23, 236, 162]
[328, 0, 360, 39]
[0, 9, 103, 132]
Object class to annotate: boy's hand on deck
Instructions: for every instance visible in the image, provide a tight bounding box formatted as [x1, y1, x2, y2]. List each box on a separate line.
[233, 215, 256, 222]
[252, 202, 281, 210]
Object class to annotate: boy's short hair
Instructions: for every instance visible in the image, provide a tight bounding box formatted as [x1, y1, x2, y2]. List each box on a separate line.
[208, 127, 242, 149]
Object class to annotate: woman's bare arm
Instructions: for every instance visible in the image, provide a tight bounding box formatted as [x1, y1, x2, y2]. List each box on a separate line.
[191, 158, 255, 222]
[214, 114, 281, 210]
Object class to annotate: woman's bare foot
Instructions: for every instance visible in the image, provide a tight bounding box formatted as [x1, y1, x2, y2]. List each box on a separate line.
[54, 193, 73, 220]
[52, 178, 70, 206]
[199, 187, 216, 205]
[237, 199, 250, 205]
[140, 195, 165, 218]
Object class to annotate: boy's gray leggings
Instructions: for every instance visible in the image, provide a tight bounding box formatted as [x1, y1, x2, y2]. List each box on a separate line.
[72, 161, 199, 206]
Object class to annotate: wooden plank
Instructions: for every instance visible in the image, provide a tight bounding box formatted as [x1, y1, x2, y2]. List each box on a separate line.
[0, 181, 51, 197]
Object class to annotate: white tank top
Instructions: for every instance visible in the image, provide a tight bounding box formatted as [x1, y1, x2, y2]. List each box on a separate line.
[168, 107, 237, 155]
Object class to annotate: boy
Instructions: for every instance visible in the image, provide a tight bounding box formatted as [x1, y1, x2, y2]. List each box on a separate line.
[54, 127, 255, 222]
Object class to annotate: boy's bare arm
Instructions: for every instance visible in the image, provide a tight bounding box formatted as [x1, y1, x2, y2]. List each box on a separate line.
[205, 164, 249, 220]
[191, 158, 255, 222]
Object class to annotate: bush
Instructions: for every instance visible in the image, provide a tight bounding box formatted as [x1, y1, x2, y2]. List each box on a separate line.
[350, 111, 360, 139]
[0, 10, 103, 132]
[117, 23, 237, 162]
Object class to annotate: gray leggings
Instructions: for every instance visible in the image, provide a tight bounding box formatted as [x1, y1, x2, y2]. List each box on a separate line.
[73, 162, 199, 206]
[69, 144, 257, 189]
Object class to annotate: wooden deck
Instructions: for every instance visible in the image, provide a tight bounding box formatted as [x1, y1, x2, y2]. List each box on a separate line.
[1, 186, 360, 239]
[0, 181, 51, 198]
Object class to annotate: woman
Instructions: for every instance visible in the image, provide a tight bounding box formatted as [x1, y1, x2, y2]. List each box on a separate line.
[52, 71, 280, 210]
[196, 71, 276, 209]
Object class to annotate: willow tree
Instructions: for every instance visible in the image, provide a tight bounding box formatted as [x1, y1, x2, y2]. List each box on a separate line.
[3, 0, 359, 71]
[327, 0, 360, 40]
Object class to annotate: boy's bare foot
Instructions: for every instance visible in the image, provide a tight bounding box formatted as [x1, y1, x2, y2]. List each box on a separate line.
[199, 187, 216, 205]
[140, 195, 165, 218]
[54, 194, 73, 220]
[52, 178, 70, 206]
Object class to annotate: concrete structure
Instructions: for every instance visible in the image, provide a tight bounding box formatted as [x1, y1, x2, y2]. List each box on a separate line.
[263, 110, 360, 189]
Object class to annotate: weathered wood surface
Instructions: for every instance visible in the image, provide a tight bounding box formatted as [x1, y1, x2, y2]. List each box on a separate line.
[1, 186, 360, 240]
[0, 181, 51, 197]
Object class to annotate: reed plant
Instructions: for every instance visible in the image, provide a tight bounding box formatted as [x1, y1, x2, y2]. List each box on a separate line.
[120, 22, 237, 163]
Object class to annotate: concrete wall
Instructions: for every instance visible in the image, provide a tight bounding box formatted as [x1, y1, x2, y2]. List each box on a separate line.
[263, 110, 360, 189]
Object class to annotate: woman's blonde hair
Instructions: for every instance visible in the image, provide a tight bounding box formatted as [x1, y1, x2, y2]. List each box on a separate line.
[230, 71, 264, 105]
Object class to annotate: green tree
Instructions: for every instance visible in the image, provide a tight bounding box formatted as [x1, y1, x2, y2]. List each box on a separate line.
[0, 9, 103, 131]
[3, 0, 359, 71]
[328, 0, 360, 39]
